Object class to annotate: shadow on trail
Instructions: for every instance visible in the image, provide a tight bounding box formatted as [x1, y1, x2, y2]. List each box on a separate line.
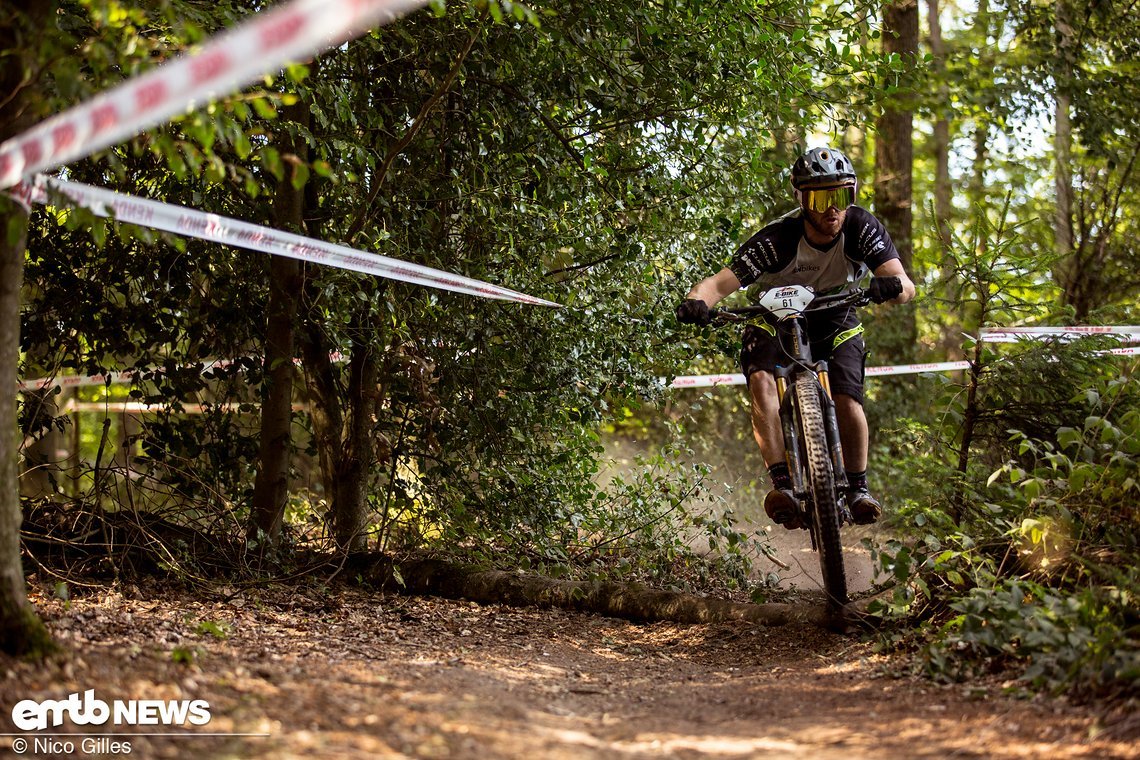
[6, 582, 1129, 759]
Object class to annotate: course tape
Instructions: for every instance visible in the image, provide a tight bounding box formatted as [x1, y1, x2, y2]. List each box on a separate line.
[980, 326, 1140, 342]
[23, 348, 1140, 394]
[668, 361, 974, 389]
[0, 0, 429, 190]
[20, 175, 559, 307]
[669, 374, 746, 389]
[19, 370, 137, 393]
[18, 359, 242, 394]
[669, 348, 1140, 389]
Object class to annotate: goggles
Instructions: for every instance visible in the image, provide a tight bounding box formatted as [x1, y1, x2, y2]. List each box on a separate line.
[799, 184, 856, 213]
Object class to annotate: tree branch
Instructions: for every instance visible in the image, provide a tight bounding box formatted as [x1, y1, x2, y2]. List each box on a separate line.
[344, 11, 487, 243]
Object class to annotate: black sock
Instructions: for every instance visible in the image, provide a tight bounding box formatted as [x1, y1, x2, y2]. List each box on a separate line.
[846, 469, 868, 491]
[768, 462, 792, 491]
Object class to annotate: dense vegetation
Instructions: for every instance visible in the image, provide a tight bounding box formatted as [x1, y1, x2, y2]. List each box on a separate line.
[3, 0, 1137, 700]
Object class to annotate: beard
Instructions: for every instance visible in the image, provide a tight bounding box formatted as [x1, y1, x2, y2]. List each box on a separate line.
[803, 207, 845, 239]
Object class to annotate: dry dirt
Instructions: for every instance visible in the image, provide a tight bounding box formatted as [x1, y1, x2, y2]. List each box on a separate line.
[2, 579, 1137, 760]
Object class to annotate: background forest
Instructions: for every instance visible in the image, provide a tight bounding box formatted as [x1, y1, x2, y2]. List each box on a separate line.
[2, 0, 1138, 702]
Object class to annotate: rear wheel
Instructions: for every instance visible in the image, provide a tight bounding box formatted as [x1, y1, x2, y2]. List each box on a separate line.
[794, 373, 847, 607]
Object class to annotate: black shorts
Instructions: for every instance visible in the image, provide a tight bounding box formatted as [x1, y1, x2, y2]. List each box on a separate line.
[740, 309, 868, 404]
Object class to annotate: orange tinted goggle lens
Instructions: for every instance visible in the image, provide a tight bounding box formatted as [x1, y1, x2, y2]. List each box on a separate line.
[800, 185, 856, 213]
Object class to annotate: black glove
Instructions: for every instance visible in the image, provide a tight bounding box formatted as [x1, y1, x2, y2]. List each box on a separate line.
[676, 298, 712, 326]
[867, 276, 903, 304]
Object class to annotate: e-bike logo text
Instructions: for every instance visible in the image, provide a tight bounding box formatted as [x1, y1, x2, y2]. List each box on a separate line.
[12, 690, 211, 731]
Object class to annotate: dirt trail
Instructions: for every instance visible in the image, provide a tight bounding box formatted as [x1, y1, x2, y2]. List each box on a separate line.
[2, 582, 1136, 759]
[746, 516, 883, 597]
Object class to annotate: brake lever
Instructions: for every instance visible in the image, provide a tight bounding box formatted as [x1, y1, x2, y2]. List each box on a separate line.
[708, 309, 746, 325]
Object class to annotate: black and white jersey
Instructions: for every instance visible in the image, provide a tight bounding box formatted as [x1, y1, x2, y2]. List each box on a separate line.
[728, 206, 900, 298]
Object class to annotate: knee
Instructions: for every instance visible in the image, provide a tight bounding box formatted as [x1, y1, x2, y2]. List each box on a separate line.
[749, 372, 779, 411]
[748, 371, 778, 399]
[834, 393, 864, 418]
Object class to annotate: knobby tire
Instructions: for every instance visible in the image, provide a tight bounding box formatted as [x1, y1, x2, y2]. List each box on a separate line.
[794, 373, 848, 608]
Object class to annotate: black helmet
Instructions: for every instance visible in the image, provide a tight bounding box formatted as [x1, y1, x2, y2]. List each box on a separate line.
[791, 146, 857, 189]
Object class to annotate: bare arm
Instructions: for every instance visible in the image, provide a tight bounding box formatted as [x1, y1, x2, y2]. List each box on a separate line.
[872, 259, 916, 305]
[686, 267, 742, 307]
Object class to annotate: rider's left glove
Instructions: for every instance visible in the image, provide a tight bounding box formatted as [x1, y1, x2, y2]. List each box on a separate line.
[676, 298, 712, 326]
[867, 276, 903, 304]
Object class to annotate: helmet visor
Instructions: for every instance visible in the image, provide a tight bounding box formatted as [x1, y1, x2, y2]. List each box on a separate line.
[800, 185, 856, 213]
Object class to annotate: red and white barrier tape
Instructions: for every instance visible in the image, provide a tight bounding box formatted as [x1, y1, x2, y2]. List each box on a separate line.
[865, 360, 972, 377]
[669, 349, 1139, 389]
[668, 361, 974, 389]
[20, 176, 559, 306]
[22, 348, 1140, 394]
[668, 374, 746, 388]
[19, 370, 137, 393]
[980, 326, 1140, 342]
[18, 359, 242, 393]
[0, 0, 429, 190]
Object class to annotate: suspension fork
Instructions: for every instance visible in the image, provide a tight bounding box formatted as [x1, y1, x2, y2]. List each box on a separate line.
[814, 360, 850, 492]
[775, 318, 813, 499]
[774, 365, 805, 497]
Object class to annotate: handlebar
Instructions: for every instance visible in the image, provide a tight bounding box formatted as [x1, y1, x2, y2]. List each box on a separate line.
[710, 288, 871, 324]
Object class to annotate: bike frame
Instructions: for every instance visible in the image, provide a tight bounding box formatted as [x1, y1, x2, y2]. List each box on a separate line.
[711, 285, 871, 607]
[772, 330, 852, 531]
[714, 287, 869, 524]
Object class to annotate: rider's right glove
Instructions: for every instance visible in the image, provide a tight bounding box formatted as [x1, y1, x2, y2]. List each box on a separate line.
[867, 276, 903, 304]
[675, 298, 712, 326]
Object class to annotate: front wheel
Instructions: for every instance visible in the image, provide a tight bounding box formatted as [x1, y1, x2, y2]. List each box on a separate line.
[794, 373, 847, 608]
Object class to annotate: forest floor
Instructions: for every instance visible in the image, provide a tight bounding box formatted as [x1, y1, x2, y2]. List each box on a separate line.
[2, 574, 1138, 760]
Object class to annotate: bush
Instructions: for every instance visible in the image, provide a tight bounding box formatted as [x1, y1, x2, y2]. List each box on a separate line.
[870, 355, 1140, 700]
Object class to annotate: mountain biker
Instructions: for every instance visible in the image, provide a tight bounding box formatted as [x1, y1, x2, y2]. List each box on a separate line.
[675, 146, 916, 529]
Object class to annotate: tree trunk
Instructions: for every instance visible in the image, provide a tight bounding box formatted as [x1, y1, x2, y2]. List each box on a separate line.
[248, 102, 310, 547]
[967, 0, 991, 244]
[1053, 0, 1075, 265]
[869, 0, 920, 429]
[873, 0, 919, 368]
[875, 0, 918, 280]
[333, 332, 380, 553]
[299, 288, 387, 554]
[844, 22, 873, 174]
[0, 196, 55, 656]
[1052, 0, 1087, 319]
[926, 0, 963, 361]
[0, 2, 55, 657]
[299, 321, 343, 515]
[19, 387, 59, 498]
[927, 0, 953, 253]
[359, 556, 876, 631]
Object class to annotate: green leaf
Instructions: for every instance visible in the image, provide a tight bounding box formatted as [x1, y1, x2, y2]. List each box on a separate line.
[290, 160, 310, 191]
[261, 147, 284, 181]
[312, 160, 334, 179]
[252, 97, 278, 120]
[234, 130, 253, 160]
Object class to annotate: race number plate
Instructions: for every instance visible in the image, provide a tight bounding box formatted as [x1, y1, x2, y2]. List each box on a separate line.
[758, 285, 815, 319]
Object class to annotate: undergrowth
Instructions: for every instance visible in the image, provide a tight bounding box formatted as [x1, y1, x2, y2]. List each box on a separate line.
[869, 347, 1140, 701]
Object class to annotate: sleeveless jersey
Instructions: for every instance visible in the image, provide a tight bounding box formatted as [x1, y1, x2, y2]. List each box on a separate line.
[728, 205, 900, 300]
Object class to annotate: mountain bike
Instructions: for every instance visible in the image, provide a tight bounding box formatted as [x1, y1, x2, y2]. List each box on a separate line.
[711, 284, 872, 610]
